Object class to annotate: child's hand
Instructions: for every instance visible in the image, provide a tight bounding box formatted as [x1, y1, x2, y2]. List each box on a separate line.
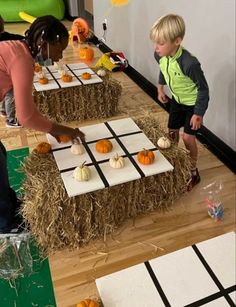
[158, 90, 168, 104]
[190, 115, 203, 130]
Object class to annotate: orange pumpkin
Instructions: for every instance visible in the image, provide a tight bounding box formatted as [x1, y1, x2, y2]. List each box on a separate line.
[61, 74, 73, 82]
[79, 47, 94, 61]
[35, 142, 52, 154]
[34, 64, 42, 73]
[76, 299, 99, 307]
[96, 139, 113, 153]
[57, 135, 71, 143]
[81, 72, 91, 80]
[137, 148, 155, 165]
[38, 77, 49, 85]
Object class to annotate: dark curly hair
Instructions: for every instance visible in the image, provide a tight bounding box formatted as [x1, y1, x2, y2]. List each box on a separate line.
[25, 15, 69, 58]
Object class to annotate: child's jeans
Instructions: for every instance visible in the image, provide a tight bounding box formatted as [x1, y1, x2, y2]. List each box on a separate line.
[0, 89, 16, 122]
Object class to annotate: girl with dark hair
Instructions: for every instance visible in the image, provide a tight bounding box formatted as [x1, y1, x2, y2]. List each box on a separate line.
[0, 15, 85, 233]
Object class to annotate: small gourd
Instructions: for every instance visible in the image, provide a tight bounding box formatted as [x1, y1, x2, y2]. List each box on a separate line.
[35, 142, 51, 154]
[157, 136, 171, 149]
[38, 77, 48, 84]
[97, 69, 106, 77]
[34, 63, 42, 73]
[81, 72, 91, 80]
[61, 73, 73, 82]
[79, 46, 94, 61]
[96, 139, 113, 153]
[57, 135, 71, 143]
[73, 162, 91, 182]
[109, 154, 125, 169]
[71, 142, 85, 155]
[76, 298, 99, 307]
[137, 148, 155, 165]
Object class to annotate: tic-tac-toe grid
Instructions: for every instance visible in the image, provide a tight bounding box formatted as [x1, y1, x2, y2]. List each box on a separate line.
[96, 232, 236, 307]
[47, 118, 174, 197]
[33, 63, 103, 91]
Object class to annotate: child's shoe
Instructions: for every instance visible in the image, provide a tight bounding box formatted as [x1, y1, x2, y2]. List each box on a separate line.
[187, 168, 201, 191]
[5, 119, 22, 128]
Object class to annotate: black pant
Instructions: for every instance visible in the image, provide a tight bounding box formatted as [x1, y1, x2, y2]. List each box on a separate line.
[0, 141, 18, 232]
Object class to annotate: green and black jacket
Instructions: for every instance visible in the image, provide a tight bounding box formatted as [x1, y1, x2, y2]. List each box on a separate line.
[154, 46, 209, 116]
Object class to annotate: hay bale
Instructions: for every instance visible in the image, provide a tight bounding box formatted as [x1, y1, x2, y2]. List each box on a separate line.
[21, 115, 191, 254]
[34, 75, 122, 122]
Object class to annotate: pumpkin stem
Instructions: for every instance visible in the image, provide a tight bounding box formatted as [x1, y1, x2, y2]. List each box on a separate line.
[81, 161, 86, 168]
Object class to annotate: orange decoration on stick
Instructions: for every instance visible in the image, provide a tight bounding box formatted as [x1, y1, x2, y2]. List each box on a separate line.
[81, 72, 91, 80]
[35, 142, 52, 154]
[57, 135, 71, 143]
[76, 298, 99, 307]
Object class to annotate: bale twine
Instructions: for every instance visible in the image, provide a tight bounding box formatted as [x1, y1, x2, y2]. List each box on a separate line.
[21, 115, 191, 254]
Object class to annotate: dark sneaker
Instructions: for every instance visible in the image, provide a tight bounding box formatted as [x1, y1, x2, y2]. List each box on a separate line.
[6, 119, 22, 128]
[0, 111, 7, 117]
[187, 168, 201, 191]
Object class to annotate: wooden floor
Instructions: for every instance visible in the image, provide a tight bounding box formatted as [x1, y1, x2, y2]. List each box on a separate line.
[2, 22, 235, 307]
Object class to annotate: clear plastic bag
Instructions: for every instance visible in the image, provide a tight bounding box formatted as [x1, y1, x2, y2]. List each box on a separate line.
[0, 233, 33, 280]
[202, 181, 224, 221]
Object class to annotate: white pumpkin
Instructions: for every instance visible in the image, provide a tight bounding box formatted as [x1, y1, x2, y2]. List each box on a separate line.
[157, 136, 171, 149]
[70, 143, 85, 155]
[109, 154, 125, 169]
[73, 162, 91, 181]
[97, 69, 106, 77]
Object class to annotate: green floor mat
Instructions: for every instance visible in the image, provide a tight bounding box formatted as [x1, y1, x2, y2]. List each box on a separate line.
[0, 148, 57, 307]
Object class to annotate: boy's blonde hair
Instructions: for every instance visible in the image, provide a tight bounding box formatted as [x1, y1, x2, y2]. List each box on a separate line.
[150, 14, 185, 43]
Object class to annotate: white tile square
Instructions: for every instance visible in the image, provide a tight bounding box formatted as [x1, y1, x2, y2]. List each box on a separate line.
[119, 133, 156, 153]
[33, 72, 54, 82]
[133, 150, 174, 176]
[196, 232, 236, 288]
[67, 63, 89, 70]
[149, 247, 219, 306]
[79, 74, 103, 85]
[53, 147, 92, 171]
[99, 158, 141, 187]
[61, 165, 105, 197]
[73, 68, 95, 76]
[33, 79, 59, 91]
[46, 134, 72, 150]
[56, 77, 82, 88]
[46, 64, 69, 73]
[80, 123, 112, 142]
[51, 70, 70, 79]
[88, 139, 125, 162]
[107, 118, 141, 135]
[229, 291, 235, 304]
[96, 263, 166, 307]
[203, 297, 232, 306]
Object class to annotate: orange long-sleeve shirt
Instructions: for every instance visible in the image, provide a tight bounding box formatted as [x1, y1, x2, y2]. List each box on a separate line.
[0, 40, 52, 132]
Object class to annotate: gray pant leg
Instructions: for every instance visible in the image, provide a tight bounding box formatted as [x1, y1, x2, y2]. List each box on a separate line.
[4, 89, 15, 122]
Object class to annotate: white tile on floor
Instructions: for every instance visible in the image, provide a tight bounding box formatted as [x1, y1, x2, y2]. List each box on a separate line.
[53, 147, 92, 171]
[73, 67, 95, 76]
[79, 123, 112, 142]
[196, 232, 236, 288]
[56, 77, 82, 88]
[99, 158, 141, 187]
[61, 165, 105, 197]
[96, 263, 166, 307]
[33, 79, 59, 91]
[33, 72, 54, 82]
[46, 134, 72, 150]
[133, 150, 174, 176]
[79, 74, 103, 85]
[107, 118, 141, 135]
[67, 63, 89, 70]
[203, 297, 231, 306]
[149, 247, 219, 307]
[119, 132, 156, 153]
[229, 291, 235, 304]
[88, 139, 125, 162]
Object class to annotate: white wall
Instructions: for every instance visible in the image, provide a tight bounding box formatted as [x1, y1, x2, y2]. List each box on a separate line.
[93, 0, 236, 150]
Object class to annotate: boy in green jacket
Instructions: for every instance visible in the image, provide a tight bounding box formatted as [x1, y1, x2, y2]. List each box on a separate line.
[150, 14, 209, 190]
